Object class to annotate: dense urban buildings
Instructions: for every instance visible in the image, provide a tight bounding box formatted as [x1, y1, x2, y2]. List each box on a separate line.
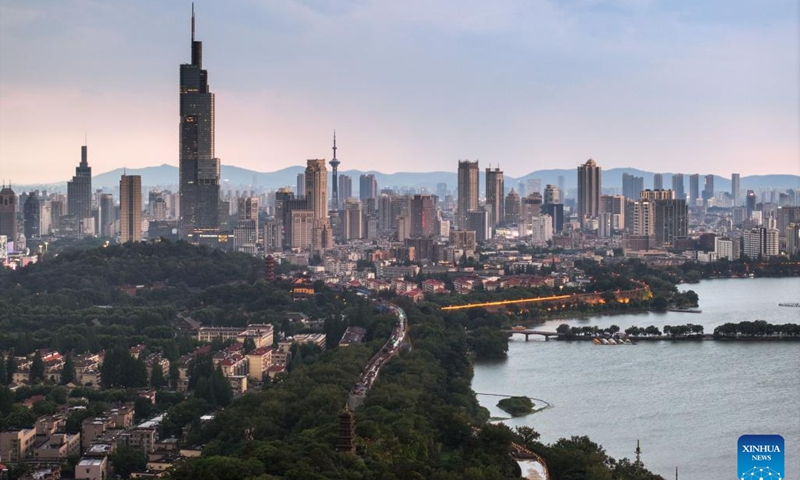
[577, 158, 601, 228]
[179, 8, 220, 237]
[119, 174, 143, 243]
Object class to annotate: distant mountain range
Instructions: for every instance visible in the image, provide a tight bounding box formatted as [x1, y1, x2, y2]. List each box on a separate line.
[17, 164, 800, 194]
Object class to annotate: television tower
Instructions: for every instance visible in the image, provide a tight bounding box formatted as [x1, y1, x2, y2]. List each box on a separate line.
[329, 131, 341, 210]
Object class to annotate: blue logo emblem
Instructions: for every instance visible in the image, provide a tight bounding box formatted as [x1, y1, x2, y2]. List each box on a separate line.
[738, 435, 784, 480]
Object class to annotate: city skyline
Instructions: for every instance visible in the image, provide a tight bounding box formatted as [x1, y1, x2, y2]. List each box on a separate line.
[0, 1, 797, 184]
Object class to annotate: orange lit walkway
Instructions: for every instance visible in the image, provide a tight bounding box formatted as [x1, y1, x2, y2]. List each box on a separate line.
[441, 294, 573, 311]
[441, 288, 651, 312]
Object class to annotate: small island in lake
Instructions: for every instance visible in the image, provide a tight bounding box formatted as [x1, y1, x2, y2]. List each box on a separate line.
[497, 396, 535, 416]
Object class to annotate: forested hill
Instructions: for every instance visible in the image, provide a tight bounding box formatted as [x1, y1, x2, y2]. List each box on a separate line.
[0, 241, 262, 295]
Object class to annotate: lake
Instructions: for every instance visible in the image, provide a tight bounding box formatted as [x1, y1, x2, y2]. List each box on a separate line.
[472, 277, 800, 478]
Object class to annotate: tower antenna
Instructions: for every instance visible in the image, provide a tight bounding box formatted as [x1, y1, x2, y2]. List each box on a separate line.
[191, 3, 195, 42]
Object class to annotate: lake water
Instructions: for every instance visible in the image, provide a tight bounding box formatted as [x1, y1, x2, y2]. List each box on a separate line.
[472, 277, 800, 478]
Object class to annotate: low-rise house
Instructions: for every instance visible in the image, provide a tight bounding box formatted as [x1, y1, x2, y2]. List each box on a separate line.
[75, 457, 108, 480]
[292, 334, 327, 351]
[33, 433, 81, 462]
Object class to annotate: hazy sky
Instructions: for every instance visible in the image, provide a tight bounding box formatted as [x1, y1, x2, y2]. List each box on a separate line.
[0, 0, 797, 184]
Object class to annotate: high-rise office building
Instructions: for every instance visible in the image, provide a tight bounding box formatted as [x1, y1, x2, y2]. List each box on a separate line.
[671, 174, 685, 201]
[67, 145, 92, 222]
[359, 174, 378, 202]
[504, 189, 521, 225]
[731, 173, 741, 206]
[329, 132, 341, 211]
[653, 173, 664, 191]
[622, 173, 644, 200]
[702, 174, 714, 205]
[544, 184, 560, 205]
[179, 7, 220, 236]
[23, 194, 40, 240]
[410, 194, 438, 238]
[0, 185, 17, 240]
[577, 158, 601, 228]
[485, 167, 504, 228]
[457, 160, 479, 230]
[467, 210, 490, 243]
[343, 199, 363, 241]
[296, 173, 306, 197]
[654, 198, 688, 247]
[306, 159, 333, 252]
[689, 174, 700, 205]
[98, 193, 116, 238]
[746, 190, 757, 219]
[237, 197, 259, 232]
[541, 203, 564, 233]
[600, 194, 626, 230]
[305, 160, 328, 221]
[120, 175, 142, 243]
[338, 175, 352, 202]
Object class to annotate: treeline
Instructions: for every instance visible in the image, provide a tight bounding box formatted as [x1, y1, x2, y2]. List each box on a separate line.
[2, 240, 263, 294]
[714, 320, 800, 338]
[556, 323, 705, 338]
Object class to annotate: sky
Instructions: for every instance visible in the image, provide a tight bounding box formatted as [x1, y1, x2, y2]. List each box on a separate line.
[0, 0, 797, 184]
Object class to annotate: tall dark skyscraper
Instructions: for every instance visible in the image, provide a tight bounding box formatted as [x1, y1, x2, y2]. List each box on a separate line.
[23, 194, 40, 240]
[746, 190, 757, 219]
[179, 6, 220, 236]
[671, 173, 685, 201]
[329, 132, 341, 210]
[702, 174, 714, 205]
[689, 174, 700, 205]
[0, 185, 17, 241]
[485, 167, 504, 228]
[577, 158, 601, 228]
[67, 145, 92, 222]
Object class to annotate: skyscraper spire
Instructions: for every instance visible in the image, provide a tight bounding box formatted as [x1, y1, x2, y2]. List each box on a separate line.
[333, 130, 337, 160]
[191, 2, 195, 42]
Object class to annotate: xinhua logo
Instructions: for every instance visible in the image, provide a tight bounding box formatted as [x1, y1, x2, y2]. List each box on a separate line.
[738, 435, 784, 480]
